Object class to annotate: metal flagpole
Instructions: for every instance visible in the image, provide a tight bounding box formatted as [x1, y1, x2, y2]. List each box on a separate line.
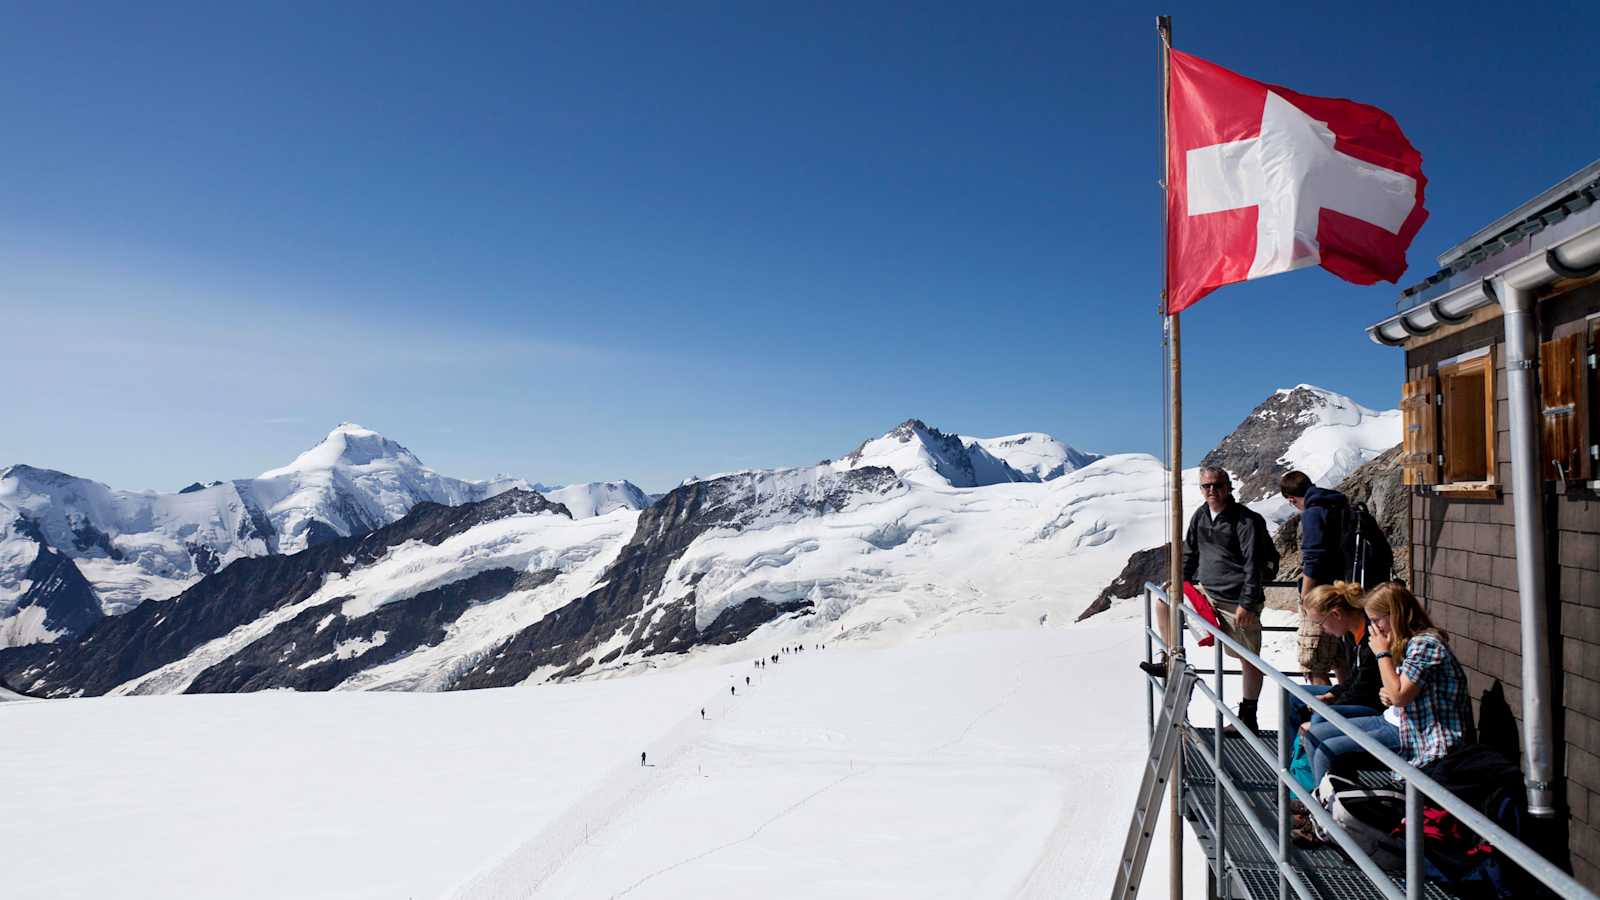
[1157, 14, 1184, 900]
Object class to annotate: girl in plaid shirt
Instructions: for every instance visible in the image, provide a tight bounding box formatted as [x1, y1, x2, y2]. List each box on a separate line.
[1366, 582, 1475, 768]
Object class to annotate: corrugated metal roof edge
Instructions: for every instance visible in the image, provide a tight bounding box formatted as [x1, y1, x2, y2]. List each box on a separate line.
[1395, 164, 1600, 313]
[1440, 159, 1600, 266]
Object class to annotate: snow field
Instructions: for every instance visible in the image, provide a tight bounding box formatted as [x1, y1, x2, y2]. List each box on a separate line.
[1, 664, 738, 900]
[3, 618, 1219, 899]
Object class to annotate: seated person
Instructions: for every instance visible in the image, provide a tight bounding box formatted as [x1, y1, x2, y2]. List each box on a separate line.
[1303, 582, 1474, 785]
[1287, 581, 1383, 733]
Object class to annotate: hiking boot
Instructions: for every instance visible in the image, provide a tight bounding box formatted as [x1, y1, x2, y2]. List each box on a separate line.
[1138, 654, 1168, 679]
[1222, 698, 1259, 735]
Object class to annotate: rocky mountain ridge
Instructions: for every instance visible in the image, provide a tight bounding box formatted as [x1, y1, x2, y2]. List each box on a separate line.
[0, 425, 649, 649]
[1, 392, 1389, 695]
[0, 415, 1124, 697]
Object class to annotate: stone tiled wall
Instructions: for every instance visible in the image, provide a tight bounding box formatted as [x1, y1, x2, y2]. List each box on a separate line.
[1404, 281, 1600, 887]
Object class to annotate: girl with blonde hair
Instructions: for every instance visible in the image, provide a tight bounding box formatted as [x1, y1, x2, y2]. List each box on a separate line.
[1286, 581, 1384, 730]
[1365, 581, 1475, 768]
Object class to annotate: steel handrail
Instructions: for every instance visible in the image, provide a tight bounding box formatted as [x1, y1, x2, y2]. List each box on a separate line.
[1142, 581, 1594, 900]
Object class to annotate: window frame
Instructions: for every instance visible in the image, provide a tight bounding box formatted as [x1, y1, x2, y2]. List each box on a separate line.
[1436, 347, 1498, 490]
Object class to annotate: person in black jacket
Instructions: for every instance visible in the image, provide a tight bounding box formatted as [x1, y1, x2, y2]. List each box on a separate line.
[1287, 581, 1383, 732]
[1282, 471, 1352, 686]
[1143, 466, 1266, 731]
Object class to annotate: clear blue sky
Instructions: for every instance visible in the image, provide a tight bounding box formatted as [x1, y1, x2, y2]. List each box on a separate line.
[3, 2, 1596, 493]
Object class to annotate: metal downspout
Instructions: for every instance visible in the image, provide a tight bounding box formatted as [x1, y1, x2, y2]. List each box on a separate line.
[1493, 277, 1558, 817]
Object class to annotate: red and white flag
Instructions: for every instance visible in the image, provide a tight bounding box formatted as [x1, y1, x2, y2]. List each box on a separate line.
[1166, 49, 1427, 313]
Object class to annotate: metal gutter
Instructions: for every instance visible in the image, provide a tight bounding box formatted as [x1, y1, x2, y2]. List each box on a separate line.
[1366, 220, 1600, 346]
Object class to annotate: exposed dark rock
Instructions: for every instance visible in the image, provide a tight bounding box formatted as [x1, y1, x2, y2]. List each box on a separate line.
[452, 466, 899, 690]
[699, 597, 813, 644]
[0, 489, 570, 697]
[178, 482, 207, 494]
[186, 567, 554, 692]
[233, 483, 280, 553]
[0, 673, 38, 698]
[9, 528, 102, 642]
[302, 520, 342, 548]
[1201, 387, 1332, 504]
[1078, 545, 1169, 621]
[185, 542, 221, 577]
[67, 516, 122, 560]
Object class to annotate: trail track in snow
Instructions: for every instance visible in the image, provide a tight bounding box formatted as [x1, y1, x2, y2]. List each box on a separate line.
[454, 626, 1154, 900]
[449, 656, 808, 900]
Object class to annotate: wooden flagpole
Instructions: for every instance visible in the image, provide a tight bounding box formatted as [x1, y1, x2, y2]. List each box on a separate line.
[1157, 14, 1184, 900]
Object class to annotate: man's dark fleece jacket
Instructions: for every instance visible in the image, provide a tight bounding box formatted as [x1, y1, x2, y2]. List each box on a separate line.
[1182, 500, 1265, 611]
[1299, 486, 1349, 584]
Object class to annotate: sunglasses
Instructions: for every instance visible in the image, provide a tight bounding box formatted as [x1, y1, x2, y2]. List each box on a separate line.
[1199, 482, 1228, 492]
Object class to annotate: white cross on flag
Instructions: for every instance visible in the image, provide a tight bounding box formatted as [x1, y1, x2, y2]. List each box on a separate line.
[1166, 49, 1427, 312]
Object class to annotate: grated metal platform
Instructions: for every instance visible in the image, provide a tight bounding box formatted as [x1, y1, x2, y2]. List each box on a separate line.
[1179, 726, 1462, 900]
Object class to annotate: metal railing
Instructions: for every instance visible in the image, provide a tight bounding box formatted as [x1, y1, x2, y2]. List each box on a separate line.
[1140, 581, 1593, 900]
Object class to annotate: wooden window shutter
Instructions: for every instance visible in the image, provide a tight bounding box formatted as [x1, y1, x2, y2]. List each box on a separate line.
[1402, 374, 1440, 485]
[1541, 332, 1591, 481]
[1440, 356, 1495, 483]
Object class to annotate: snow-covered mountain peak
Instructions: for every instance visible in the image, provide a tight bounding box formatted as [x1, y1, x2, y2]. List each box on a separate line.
[534, 481, 651, 519]
[1265, 384, 1386, 426]
[1205, 384, 1400, 513]
[0, 425, 537, 644]
[836, 419, 1094, 487]
[963, 432, 1101, 482]
[838, 419, 992, 487]
[261, 423, 423, 478]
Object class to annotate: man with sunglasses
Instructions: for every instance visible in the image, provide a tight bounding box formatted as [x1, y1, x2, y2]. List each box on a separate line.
[1142, 466, 1267, 733]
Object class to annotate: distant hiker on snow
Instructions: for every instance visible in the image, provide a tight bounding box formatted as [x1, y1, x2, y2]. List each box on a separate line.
[745, 676, 750, 685]
[700, 708, 705, 719]
[730, 685, 736, 696]
[640, 751, 647, 766]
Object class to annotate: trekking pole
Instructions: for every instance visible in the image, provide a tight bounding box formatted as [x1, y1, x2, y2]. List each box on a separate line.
[1353, 502, 1368, 590]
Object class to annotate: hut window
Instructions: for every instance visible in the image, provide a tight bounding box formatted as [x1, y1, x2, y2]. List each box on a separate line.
[1438, 350, 1496, 484]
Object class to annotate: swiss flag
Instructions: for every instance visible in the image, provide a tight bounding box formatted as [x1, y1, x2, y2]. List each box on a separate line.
[1166, 50, 1427, 313]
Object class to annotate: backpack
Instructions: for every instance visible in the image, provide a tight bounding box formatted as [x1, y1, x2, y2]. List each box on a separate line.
[1313, 773, 1406, 869]
[1340, 500, 1394, 588]
[1242, 505, 1281, 581]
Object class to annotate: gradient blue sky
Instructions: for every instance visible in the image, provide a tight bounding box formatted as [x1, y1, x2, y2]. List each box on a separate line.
[4, 2, 1597, 493]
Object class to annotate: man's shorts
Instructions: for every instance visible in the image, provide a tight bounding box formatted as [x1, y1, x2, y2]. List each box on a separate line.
[1198, 584, 1263, 659]
[1298, 613, 1344, 675]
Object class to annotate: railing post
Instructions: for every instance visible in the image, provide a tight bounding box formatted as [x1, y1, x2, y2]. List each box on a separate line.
[1145, 586, 1156, 746]
[1277, 687, 1291, 900]
[1214, 635, 1226, 892]
[1406, 781, 1422, 900]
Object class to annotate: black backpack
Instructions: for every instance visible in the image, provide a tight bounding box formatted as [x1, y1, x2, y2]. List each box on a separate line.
[1340, 500, 1394, 588]
[1241, 505, 1281, 582]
